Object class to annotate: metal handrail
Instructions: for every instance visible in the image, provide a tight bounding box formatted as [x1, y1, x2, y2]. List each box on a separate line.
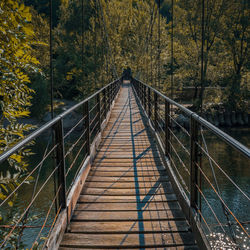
[0, 79, 121, 164]
[131, 77, 250, 249]
[132, 77, 250, 158]
[0, 78, 121, 248]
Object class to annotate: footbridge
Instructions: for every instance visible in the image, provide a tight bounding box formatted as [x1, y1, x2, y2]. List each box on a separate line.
[0, 78, 249, 249]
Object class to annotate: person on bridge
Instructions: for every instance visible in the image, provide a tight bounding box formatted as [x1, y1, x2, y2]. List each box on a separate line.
[122, 67, 132, 81]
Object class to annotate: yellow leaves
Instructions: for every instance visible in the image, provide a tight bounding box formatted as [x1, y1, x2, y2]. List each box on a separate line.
[10, 154, 23, 163]
[66, 73, 73, 81]
[15, 110, 30, 118]
[22, 25, 34, 37]
[0, 0, 37, 209]
[8, 201, 13, 207]
[61, 0, 69, 8]
[15, 49, 24, 58]
[0, 192, 6, 201]
[19, 3, 25, 11]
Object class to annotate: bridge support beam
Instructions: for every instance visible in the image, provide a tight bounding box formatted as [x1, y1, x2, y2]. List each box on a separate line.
[190, 117, 199, 209]
[54, 119, 67, 209]
[97, 93, 101, 132]
[154, 92, 158, 131]
[148, 88, 151, 119]
[165, 100, 170, 158]
[84, 101, 90, 155]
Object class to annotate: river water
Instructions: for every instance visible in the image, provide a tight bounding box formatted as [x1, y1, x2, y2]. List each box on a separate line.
[0, 128, 249, 249]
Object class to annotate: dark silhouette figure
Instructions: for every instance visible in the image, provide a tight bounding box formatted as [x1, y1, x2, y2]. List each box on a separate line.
[122, 67, 132, 81]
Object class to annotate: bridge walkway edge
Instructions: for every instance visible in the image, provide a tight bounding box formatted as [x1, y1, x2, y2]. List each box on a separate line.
[58, 83, 198, 249]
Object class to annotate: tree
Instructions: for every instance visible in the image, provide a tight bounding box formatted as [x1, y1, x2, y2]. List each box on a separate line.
[0, 0, 39, 222]
[28, 7, 50, 118]
[86, 0, 168, 89]
[53, 0, 94, 99]
[221, 0, 249, 110]
[172, 0, 227, 108]
[166, 0, 249, 111]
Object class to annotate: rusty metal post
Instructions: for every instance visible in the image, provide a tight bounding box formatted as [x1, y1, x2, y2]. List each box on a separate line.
[190, 117, 199, 209]
[54, 119, 66, 209]
[154, 92, 158, 131]
[165, 100, 170, 158]
[108, 85, 111, 111]
[85, 101, 90, 155]
[97, 93, 101, 132]
[143, 85, 146, 110]
[148, 88, 151, 119]
[103, 88, 107, 119]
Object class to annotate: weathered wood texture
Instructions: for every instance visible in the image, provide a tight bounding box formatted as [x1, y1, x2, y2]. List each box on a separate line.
[59, 83, 197, 249]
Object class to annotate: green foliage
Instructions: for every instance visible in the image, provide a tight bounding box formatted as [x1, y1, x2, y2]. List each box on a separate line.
[167, 0, 249, 111]
[53, 0, 94, 99]
[28, 7, 50, 118]
[0, 0, 39, 224]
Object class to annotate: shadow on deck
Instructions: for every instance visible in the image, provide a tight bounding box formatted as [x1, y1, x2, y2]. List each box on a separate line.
[59, 83, 198, 249]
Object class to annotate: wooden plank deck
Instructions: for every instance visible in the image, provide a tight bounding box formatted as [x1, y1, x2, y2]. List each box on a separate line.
[59, 83, 198, 249]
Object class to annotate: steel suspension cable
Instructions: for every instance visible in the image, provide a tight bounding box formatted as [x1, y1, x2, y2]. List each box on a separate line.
[157, 0, 161, 89]
[96, 0, 118, 79]
[96, 4, 109, 83]
[198, 2, 238, 240]
[94, 0, 97, 90]
[142, 1, 156, 83]
[200, 0, 205, 113]
[17, 132, 53, 247]
[50, 0, 54, 119]
[49, 0, 58, 216]
[81, 0, 84, 90]
[171, 0, 174, 101]
[200, 127, 237, 243]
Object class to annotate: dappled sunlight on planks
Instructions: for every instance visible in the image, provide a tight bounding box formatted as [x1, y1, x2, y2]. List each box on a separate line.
[59, 83, 197, 249]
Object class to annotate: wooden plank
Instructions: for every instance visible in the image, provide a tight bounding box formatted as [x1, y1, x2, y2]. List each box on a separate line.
[71, 210, 186, 221]
[92, 162, 165, 167]
[93, 158, 163, 164]
[94, 156, 162, 160]
[68, 220, 190, 233]
[95, 151, 159, 156]
[59, 246, 199, 250]
[75, 201, 180, 211]
[89, 166, 166, 171]
[81, 186, 174, 196]
[84, 181, 170, 189]
[86, 175, 169, 182]
[96, 149, 160, 153]
[58, 83, 198, 249]
[78, 194, 177, 203]
[60, 232, 196, 248]
[88, 171, 164, 177]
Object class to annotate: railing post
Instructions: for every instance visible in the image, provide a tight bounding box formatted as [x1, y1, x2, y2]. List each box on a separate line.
[165, 100, 170, 158]
[148, 88, 151, 119]
[143, 85, 146, 109]
[154, 92, 158, 131]
[139, 82, 142, 103]
[103, 88, 107, 119]
[97, 93, 101, 132]
[113, 82, 115, 101]
[85, 101, 90, 155]
[54, 119, 66, 209]
[190, 116, 199, 209]
[142, 83, 144, 105]
[107, 85, 110, 111]
[111, 83, 114, 102]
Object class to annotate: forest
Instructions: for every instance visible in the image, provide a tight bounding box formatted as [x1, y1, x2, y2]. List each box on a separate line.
[0, 0, 249, 246]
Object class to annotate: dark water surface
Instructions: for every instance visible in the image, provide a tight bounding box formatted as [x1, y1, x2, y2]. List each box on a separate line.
[201, 128, 250, 249]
